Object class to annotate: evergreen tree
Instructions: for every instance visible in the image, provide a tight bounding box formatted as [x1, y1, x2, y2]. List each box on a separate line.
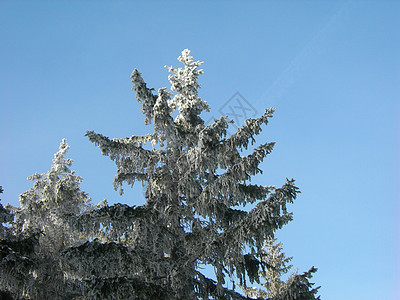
[240, 236, 320, 299]
[82, 49, 319, 299]
[1, 140, 91, 299]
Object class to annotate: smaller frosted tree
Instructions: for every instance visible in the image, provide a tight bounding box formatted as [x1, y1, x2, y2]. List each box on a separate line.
[240, 236, 293, 299]
[240, 236, 319, 299]
[258, 237, 294, 298]
[15, 139, 90, 253]
[1, 139, 91, 299]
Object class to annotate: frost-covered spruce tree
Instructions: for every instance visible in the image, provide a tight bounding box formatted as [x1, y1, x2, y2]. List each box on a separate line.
[240, 236, 293, 299]
[83, 49, 319, 299]
[240, 236, 320, 299]
[1, 140, 91, 299]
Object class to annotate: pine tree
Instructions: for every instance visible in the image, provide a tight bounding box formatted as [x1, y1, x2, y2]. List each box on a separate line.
[82, 49, 319, 299]
[1, 140, 91, 299]
[240, 236, 320, 299]
[240, 236, 293, 299]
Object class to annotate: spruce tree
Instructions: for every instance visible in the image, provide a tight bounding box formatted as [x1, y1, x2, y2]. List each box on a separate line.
[240, 236, 320, 299]
[83, 49, 319, 299]
[1, 140, 91, 299]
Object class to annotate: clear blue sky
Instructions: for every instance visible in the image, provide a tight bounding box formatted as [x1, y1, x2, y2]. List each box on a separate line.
[1, 1, 399, 298]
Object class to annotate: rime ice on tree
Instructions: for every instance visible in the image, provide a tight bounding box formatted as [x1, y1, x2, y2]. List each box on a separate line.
[1, 140, 91, 299]
[85, 49, 319, 299]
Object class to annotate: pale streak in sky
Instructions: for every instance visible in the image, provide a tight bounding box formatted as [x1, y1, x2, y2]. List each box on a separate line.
[260, 1, 354, 106]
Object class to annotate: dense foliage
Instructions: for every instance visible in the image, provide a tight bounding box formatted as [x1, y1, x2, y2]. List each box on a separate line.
[0, 50, 319, 299]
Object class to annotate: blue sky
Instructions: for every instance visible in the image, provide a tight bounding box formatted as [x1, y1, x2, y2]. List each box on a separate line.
[1, 1, 399, 298]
